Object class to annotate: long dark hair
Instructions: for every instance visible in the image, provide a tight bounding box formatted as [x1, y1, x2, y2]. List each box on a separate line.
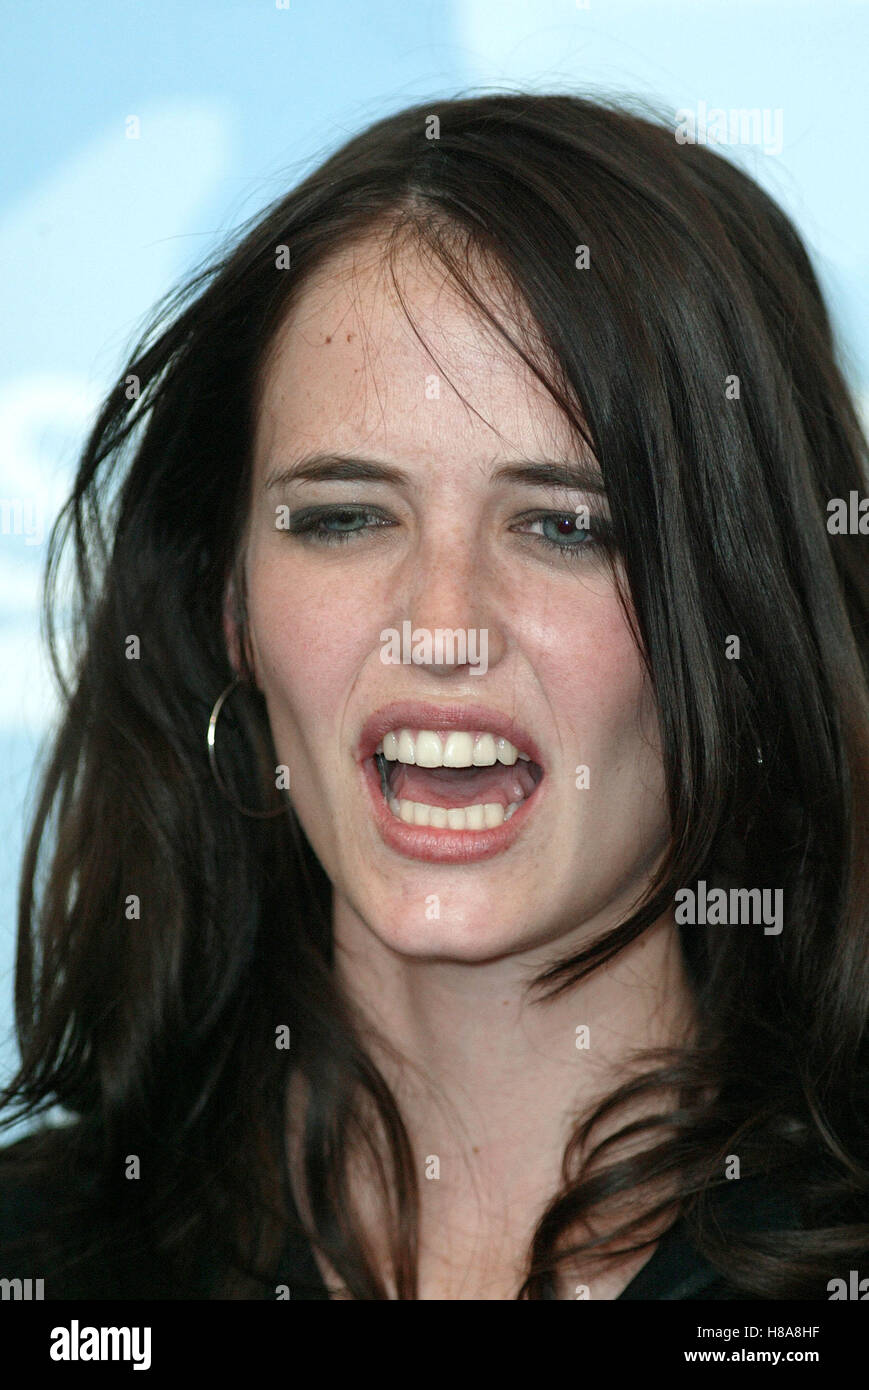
[3, 93, 868, 1298]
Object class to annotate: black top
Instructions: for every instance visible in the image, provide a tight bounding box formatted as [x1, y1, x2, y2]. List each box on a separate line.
[0, 1131, 802, 1299]
[274, 1170, 799, 1299]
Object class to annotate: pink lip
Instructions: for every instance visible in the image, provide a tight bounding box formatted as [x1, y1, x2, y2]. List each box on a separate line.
[356, 700, 546, 864]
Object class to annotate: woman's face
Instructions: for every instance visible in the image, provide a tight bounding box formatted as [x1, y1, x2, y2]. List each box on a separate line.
[240, 233, 669, 961]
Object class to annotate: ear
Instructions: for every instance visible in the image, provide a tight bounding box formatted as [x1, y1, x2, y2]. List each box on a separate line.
[222, 581, 242, 676]
[223, 570, 259, 685]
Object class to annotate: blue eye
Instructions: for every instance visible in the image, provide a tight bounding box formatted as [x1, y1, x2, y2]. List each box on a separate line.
[515, 511, 612, 561]
[286, 506, 392, 544]
[284, 505, 614, 562]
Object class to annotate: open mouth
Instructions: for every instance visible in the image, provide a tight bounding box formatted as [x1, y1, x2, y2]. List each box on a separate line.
[370, 728, 545, 831]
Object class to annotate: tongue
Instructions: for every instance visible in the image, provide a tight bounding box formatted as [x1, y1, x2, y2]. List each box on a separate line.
[387, 761, 538, 809]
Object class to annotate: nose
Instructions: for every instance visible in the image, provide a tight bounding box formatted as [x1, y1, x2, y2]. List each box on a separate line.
[401, 529, 505, 676]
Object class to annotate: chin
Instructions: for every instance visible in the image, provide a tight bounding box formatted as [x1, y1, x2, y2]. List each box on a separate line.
[371, 919, 531, 963]
[352, 888, 557, 964]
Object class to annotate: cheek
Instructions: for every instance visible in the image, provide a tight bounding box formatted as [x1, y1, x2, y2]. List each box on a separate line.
[244, 553, 375, 736]
[531, 587, 657, 760]
[543, 599, 667, 865]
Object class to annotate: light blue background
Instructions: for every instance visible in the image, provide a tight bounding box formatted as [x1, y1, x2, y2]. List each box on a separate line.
[2, 0, 867, 1132]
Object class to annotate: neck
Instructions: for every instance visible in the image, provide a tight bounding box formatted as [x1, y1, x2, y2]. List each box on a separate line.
[324, 901, 696, 1295]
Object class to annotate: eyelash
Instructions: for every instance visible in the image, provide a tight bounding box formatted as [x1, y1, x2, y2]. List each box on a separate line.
[285, 505, 614, 563]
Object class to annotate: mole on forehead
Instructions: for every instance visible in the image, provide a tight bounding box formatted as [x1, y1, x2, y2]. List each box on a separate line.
[286, 232, 524, 352]
[258, 239, 577, 461]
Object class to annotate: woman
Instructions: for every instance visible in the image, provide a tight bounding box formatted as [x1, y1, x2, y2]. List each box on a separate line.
[1, 93, 867, 1300]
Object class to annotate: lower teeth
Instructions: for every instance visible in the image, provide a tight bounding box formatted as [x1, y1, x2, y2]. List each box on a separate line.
[386, 797, 521, 828]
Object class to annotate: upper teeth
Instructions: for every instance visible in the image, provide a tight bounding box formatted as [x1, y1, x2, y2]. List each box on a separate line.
[375, 729, 531, 768]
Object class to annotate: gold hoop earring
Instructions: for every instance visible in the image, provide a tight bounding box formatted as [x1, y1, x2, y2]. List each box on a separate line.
[207, 677, 285, 819]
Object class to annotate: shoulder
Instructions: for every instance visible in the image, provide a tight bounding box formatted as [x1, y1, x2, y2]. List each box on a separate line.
[0, 1125, 252, 1299]
[0, 1126, 100, 1294]
[0, 1125, 185, 1298]
[628, 1174, 869, 1302]
[0, 1127, 76, 1236]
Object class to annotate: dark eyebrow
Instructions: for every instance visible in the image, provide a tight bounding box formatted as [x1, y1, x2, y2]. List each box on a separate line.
[263, 453, 606, 494]
[264, 455, 407, 491]
[491, 460, 606, 493]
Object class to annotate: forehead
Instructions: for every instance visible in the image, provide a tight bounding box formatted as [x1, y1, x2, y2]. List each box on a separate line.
[251, 232, 577, 472]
